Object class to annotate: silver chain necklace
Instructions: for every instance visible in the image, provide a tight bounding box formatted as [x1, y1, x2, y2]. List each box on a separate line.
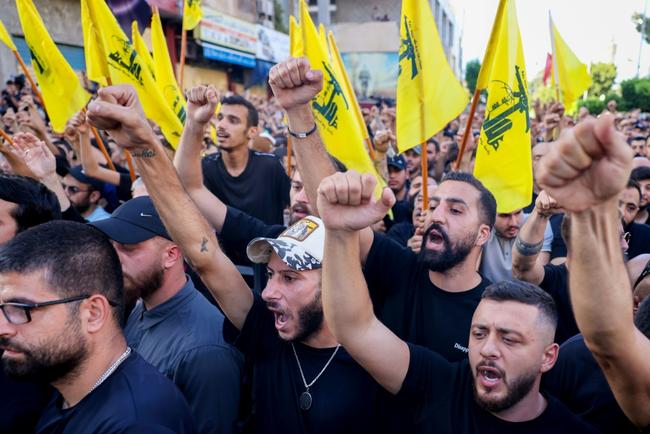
[62, 347, 131, 410]
[291, 343, 341, 411]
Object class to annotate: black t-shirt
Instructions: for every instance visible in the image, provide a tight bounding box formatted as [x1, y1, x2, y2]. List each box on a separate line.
[364, 232, 490, 361]
[549, 214, 567, 259]
[202, 150, 290, 226]
[626, 221, 650, 259]
[220, 206, 285, 292]
[34, 352, 195, 434]
[223, 295, 382, 434]
[0, 368, 52, 434]
[386, 221, 415, 247]
[540, 264, 578, 344]
[543, 334, 637, 434]
[397, 343, 598, 434]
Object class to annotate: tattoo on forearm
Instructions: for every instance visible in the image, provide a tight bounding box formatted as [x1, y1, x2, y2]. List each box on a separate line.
[130, 149, 156, 158]
[200, 237, 208, 252]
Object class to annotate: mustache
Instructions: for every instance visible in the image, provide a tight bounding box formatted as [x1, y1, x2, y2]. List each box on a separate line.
[423, 223, 450, 245]
[291, 202, 309, 213]
[476, 360, 506, 378]
[0, 337, 27, 353]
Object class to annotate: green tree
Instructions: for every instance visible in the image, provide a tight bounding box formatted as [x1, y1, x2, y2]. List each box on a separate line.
[465, 59, 481, 94]
[633, 12, 650, 44]
[620, 77, 650, 111]
[588, 62, 617, 97]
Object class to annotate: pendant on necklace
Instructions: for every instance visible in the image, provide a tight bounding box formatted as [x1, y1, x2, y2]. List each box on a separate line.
[299, 390, 312, 411]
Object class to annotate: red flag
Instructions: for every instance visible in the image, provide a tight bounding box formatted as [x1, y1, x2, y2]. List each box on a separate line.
[543, 52, 553, 85]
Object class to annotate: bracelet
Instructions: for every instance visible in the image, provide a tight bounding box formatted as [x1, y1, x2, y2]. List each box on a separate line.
[288, 123, 317, 139]
[514, 236, 544, 256]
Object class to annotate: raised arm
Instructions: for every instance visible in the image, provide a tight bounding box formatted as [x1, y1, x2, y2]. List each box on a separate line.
[538, 114, 650, 428]
[511, 191, 562, 284]
[74, 112, 122, 186]
[173, 85, 229, 231]
[269, 57, 376, 261]
[87, 85, 253, 330]
[318, 170, 409, 394]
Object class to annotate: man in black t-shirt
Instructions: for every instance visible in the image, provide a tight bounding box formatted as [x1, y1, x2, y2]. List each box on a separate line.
[87, 83, 384, 434]
[362, 170, 496, 361]
[201, 94, 289, 225]
[0, 221, 194, 433]
[316, 176, 595, 433]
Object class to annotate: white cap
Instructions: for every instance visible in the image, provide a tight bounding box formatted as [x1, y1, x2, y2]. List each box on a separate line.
[246, 216, 324, 271]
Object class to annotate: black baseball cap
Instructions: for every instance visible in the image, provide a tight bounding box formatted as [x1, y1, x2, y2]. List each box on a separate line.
[68, 165, 105, 192]
[90, 196, 171, 244]
[387, 155, 406, 171]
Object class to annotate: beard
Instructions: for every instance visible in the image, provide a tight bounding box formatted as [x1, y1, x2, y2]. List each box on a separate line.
[1, 315, 88, 384]
[418, 223, 476, 272]
[291, 291, 324, 343]
[123, 261, 165, 300]
[472, 362, 538, 413]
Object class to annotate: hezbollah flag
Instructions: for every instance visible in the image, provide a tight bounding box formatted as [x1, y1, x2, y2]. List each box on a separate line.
[131, 21, 156, 81]
[550, 14, 592, 111]
[0, 18, 16, 51]
[289, 15, 303, 57]
[183, 0, 203, 31]
[396, 0, 468, 153]
[15, 0, 90, 132]
[152, 9, 187, 124]
[81, 0, 183, 147]
[474, 0, 532, 213]
[298, 0, 383, 189]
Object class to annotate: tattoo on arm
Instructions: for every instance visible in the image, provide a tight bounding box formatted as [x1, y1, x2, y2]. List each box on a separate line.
[200, 237, 208, 252]
[130, 149, 156, 158]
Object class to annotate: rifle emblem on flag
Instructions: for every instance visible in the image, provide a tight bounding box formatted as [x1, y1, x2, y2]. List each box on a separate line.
[313, 62, 349, 130]
[398, 15, 420, 79]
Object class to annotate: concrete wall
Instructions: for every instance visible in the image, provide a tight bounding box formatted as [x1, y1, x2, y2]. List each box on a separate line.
[0, 0, 83, 83]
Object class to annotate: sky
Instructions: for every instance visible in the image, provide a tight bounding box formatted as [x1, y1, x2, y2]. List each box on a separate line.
[452, 0, 650, 82]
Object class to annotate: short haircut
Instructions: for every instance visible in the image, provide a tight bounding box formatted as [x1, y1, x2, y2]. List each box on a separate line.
[631, 166, 650, 183]
[440, 171, 497, 228]
[221, 95, 259, 128]
[426, 138, 440, 153]
[627, 179, 642, 201]
[0, 174, 61, 234]
[482, 280, 558, 331]
[634, 297, 650, 339]
[629, 135, 647, 143]
[0, 221, 124, 324]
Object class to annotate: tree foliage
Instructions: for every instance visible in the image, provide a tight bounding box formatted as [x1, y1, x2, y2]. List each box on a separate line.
[633, 12, 650, 45]
[273, 0, 288, 34]
[465, 59, 481, 94]
[620, 77, 650, 111]
[588, 62, 617, 98]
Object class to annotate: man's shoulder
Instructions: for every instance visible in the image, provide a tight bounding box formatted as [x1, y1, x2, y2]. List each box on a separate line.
[542, 394, 600, 433]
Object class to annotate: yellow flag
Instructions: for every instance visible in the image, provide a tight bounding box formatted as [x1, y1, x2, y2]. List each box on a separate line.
[298, 0, 383, 191]
[152, 10, 186, 125]
[183, 0, 203, 31]
[0, 18, 16, 51]
[81, 0, 109, 86]
[81, 0, 183, 147]
[396, 0, 468, 153]
[550, 15, 592, 111]
[16, 0, 90, 133]
[289, 16, 303, 58]
[327, 31, 369, 143]
[131, 21, 156, 81]
[474, 0, 532, 213]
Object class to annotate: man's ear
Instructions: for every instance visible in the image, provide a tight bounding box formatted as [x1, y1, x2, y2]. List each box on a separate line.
[475, 224, 491, 247]
[246, 125, 259, 141]
[89, 190, 101, 204]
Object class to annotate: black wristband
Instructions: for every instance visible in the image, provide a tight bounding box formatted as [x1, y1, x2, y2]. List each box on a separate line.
[288, 123, 318, 139]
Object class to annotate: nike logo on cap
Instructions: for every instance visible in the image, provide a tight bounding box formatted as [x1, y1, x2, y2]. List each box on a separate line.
[140, 213, 152, 218]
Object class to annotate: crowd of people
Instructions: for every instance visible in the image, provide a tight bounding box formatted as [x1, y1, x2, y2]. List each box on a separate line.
[1, 55, 650, 434]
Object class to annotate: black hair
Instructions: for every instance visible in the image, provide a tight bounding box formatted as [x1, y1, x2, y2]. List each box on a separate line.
[482, 280, 558, 331]
[634, 297, 650, 339]
[627, 179, 642, 202]
[221, 95, 259, 128]
[0, 221, 124, 324]
[629, 135, 647, 143]
[0, 174, 61, 235]
[440, 171, 497, 228]
[631, 166, 650, 183]
[426, 138, 440, 153]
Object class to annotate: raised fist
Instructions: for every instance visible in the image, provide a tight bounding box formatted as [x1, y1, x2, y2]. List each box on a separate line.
[534, 190, 563, 217]
[186, 85, 220, 126]
[317, 170, 395, 232]
[268, 57, 323, 112]
[537, 113, 633, 212]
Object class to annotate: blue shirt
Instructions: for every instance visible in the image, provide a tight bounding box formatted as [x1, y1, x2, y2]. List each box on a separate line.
[35, 352, 195, 433]
[125, 277, 243, 434]
[85, 206, 111, 222]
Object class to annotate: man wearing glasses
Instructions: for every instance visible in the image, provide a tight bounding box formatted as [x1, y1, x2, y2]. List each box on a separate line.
[62, 165, 110, 222]
[0, 221, 195, 433]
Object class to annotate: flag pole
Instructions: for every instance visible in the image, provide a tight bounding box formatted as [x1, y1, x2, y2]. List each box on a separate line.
[178, 19, 187, 90]
[12, 49, 45, 109]
[454, 88, 480, 171]
[420, 142, 429, 211]
[286, 135, 293, 177]
[0, 128, 13, 145]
